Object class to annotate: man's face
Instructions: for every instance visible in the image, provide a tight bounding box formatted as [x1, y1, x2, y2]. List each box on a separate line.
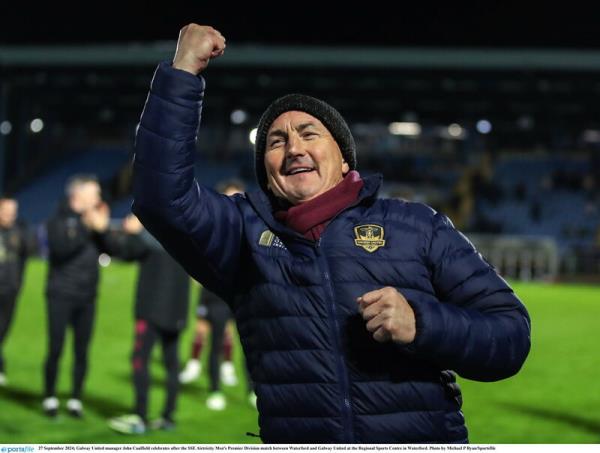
[0, 199, 18, 228]
[70, 182, 101, 213]
[264, 111, 349, 205]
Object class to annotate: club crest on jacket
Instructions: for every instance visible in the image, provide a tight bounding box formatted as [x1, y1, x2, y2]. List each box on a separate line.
[354, 224, 386, 252]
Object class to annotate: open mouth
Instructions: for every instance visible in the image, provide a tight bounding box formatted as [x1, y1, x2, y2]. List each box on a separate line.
[285, 167, 315, 176]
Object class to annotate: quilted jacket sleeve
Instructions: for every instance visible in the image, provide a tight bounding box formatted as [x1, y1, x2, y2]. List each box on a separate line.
[131, 62, 243, 300]
[407, 212, 531, 382]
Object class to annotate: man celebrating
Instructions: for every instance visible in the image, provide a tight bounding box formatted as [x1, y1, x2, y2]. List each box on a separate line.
[132, 24, 531, 443]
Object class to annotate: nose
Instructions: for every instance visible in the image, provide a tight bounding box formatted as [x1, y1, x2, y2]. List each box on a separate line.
[285, 133, 305, 158]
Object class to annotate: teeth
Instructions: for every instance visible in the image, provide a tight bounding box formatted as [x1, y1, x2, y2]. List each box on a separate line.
[288, 168, 312, 175]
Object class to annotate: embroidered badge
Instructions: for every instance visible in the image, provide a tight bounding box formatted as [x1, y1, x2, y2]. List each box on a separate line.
[354, 224, 386, 253]
[258, 230, 275, 247]
[258, 230, 287, 250]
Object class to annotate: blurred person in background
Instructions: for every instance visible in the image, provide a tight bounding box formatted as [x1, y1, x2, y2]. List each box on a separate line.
[132, 24, 531, 443]
[178, 288, 238, 390]
[108, 214, 190, 435]
[0, 196, 36, 386]
[42, 175, 116, 417]
[179, 178, 256, 411]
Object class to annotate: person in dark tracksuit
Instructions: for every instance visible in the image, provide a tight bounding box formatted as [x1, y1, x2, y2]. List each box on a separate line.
[108, 214, 190, 435]
[0, 196, 36, 386]
[179, 287, 237, 390]
[180, 286, 256, 411]
[132, 25, 531, 443]
[42, 175, 116, 418]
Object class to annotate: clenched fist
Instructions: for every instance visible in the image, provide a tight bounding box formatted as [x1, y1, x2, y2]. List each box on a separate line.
[172, 24, 226, 75]
[357, 287, 416, 344]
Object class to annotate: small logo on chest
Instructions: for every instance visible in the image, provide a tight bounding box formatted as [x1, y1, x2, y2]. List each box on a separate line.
[258, 230, 287, 250]
[354, 224, 386, 252]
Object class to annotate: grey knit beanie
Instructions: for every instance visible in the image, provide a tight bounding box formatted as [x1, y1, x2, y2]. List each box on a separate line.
[254, 94, 357, 193]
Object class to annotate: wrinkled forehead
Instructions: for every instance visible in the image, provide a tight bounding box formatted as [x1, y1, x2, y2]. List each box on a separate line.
[267, 111, 328, 136]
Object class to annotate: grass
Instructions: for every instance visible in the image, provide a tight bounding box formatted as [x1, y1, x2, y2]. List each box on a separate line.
[1, 259, 259, 444]
[459, 281, 600, 443]
[1, 260, 599, 443]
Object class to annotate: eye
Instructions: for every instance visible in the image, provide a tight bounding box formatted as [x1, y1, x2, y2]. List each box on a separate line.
[268, 137, 285, 148]
[302, 132, 318, 140]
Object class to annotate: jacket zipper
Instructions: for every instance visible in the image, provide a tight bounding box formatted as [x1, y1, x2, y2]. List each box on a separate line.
[309, 195, 372, 444]
[316, 236, 355, 443]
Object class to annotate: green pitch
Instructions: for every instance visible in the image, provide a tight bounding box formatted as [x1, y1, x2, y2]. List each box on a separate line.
[0, 260, 598, 443]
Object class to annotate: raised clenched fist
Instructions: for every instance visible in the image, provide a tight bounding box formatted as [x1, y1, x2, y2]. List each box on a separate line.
[172, 24, 226, 75]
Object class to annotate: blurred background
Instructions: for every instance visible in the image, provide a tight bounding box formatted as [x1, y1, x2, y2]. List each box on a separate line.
[0, 4, 599, 444]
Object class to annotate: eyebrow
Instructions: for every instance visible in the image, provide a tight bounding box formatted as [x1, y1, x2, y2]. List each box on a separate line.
[296, 122, 319, 132]
[267, 129, 287, 140]
[267, 122, 320, 140]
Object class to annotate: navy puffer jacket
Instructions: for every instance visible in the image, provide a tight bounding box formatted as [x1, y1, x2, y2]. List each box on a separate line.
[132, 62, 531, 443]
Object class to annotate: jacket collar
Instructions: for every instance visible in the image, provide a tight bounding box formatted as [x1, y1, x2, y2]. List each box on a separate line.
[245, 174, 383, 240]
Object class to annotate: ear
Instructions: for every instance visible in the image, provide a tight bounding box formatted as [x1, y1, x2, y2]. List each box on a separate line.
[342, 160, 350, 175]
